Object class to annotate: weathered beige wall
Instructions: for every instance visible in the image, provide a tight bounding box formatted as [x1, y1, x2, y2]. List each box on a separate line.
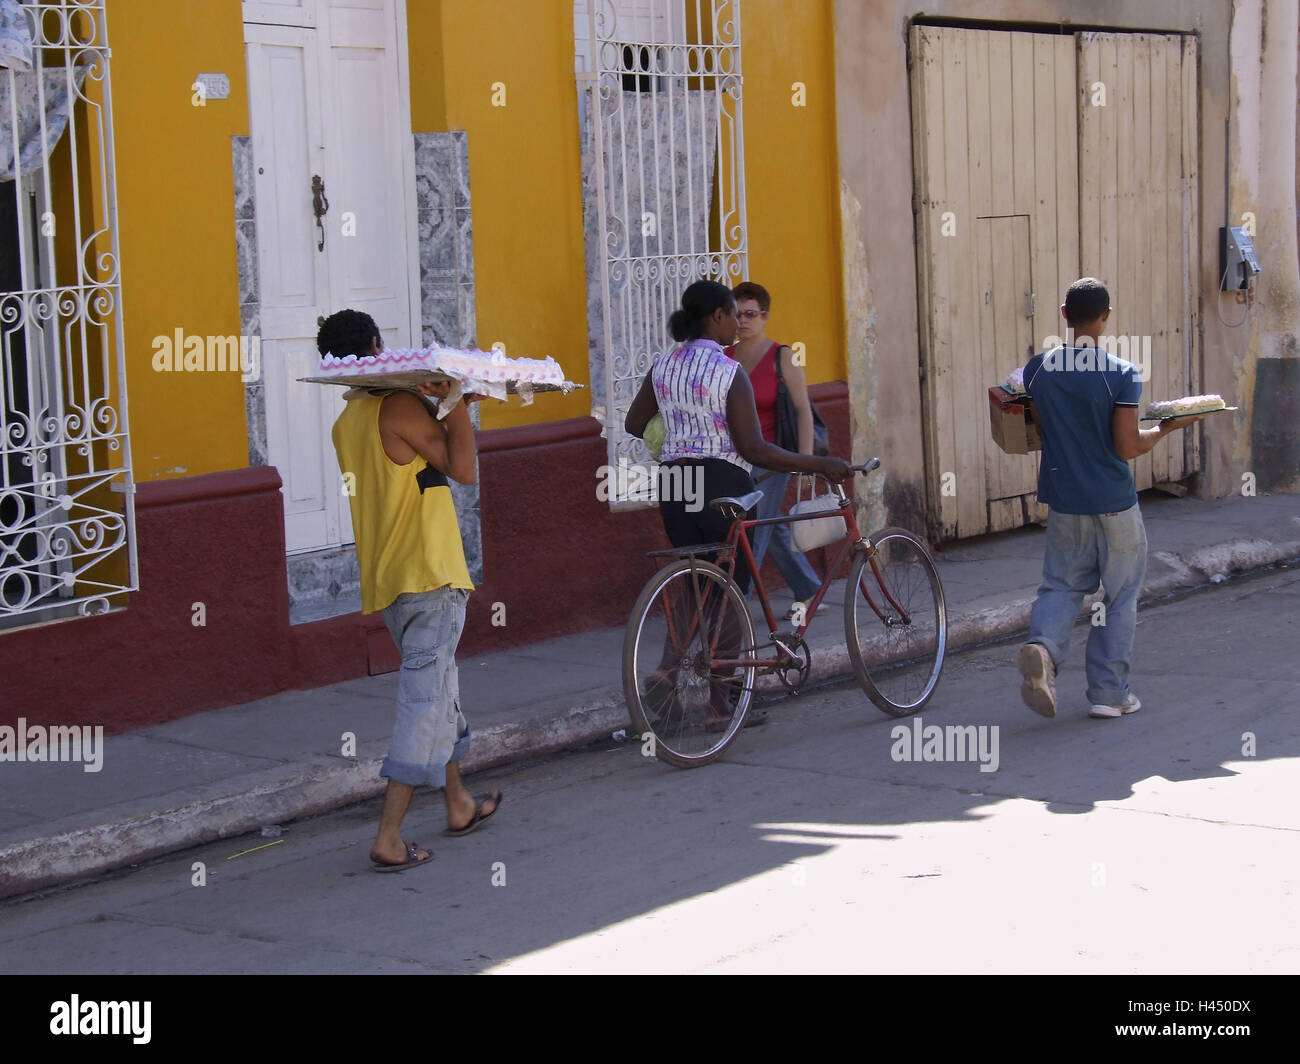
[833, 0, 1275, 540]
[1231, 0, 1300, 491]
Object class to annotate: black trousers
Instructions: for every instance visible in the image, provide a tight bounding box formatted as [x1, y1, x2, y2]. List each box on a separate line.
[657, 457, 756, 593]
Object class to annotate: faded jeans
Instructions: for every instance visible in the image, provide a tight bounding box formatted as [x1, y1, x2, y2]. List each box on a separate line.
[751, 468, 822, 603]
[1028, 504, 1147, 706]
[380, 586, 471, 788]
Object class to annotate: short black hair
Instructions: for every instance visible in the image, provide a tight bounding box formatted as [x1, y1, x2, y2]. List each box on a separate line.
[1063, 278, 1110, 327]
[668, 280, 735, 342]
[316, 309, 380, 358]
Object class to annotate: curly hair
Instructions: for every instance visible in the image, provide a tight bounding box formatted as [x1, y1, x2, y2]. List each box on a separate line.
[316, 309, 380, 358]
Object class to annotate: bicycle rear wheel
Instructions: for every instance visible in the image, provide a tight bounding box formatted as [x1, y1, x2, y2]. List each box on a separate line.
[844, 528, 947, 716]
[623, 558, 757, 768]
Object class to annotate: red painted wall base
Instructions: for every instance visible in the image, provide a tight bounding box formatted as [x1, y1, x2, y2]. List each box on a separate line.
[0, 384, 850, 731]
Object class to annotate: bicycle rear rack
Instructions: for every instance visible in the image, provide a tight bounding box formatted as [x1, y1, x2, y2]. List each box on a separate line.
[644, 542, 735, 561]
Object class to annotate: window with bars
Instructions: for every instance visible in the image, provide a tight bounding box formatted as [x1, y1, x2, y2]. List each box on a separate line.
[0, 0, 134, 628]
[576, 0, 747, 508]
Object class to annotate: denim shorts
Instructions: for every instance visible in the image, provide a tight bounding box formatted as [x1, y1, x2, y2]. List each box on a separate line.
[379, 586, 471, 788]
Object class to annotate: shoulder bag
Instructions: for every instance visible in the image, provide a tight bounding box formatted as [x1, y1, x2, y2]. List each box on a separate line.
[773, 346, 829, 456]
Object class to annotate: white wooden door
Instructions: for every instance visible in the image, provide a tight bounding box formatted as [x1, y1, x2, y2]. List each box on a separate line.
[976, 214, 1038, 531]
[912, 26, 1079, 539]
[244, 0, 418, 553]
[1077, 32, 1200, 491]
[913, 25, 1199, 540]
[318, 1, 415, 360]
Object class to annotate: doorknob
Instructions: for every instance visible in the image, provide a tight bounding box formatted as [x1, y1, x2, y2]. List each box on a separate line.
[312, 174, 329, 251]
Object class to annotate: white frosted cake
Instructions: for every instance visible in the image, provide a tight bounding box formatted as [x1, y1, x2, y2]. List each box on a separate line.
[1004, 366, 1027, 394]
[318, 345, 567, 386]
[1146, 394, 1226, 418]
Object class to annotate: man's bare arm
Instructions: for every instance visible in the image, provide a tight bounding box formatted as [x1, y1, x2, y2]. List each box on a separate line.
[381, 390, 477, 484]
[1112, 405, 1203, 461]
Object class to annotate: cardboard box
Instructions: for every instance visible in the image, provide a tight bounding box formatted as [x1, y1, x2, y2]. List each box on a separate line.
[988, 386, 1041, 454]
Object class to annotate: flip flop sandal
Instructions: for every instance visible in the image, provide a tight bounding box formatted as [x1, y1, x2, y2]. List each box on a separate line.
[444, 790, 503, 837]
[370, 841, 433, 873]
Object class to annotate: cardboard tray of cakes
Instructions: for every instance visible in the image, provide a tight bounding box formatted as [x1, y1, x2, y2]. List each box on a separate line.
[988, 367, 1039, 455]
[990, 367, 1233, 453]
[1140, 395, 1235, 421]
[300, 346, 583, 402]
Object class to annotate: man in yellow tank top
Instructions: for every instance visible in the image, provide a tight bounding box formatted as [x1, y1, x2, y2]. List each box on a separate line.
[320, 310, 502, 872]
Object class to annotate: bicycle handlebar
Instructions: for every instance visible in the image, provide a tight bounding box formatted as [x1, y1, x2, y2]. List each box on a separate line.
[753, 457, 880, 487]
[830, 458, 881, 502]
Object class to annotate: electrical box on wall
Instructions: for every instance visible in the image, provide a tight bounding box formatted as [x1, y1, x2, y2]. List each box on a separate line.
[1219, 226, 1261, 290]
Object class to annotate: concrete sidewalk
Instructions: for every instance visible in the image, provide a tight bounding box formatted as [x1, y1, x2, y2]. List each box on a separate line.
[2, 492, 1297, 899]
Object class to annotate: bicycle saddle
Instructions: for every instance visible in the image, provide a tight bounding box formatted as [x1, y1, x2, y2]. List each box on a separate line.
[710, 490, 764, 517]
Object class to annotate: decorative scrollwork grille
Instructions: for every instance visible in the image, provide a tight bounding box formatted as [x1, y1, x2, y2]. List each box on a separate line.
[0, 1, 135, 627]
[578, 0, 747, 508]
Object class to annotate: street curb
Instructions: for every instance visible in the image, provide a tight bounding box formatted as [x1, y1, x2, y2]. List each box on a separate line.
[2, 533, 1296, 900]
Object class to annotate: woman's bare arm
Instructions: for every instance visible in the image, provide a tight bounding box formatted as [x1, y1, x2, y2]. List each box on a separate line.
[625, 370, 659, 437]
[779, 346, 815, 454]
[727, 371, 849, 480]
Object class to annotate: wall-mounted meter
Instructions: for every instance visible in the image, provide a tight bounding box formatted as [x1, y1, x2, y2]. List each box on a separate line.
[1219, 226, 1261, 290]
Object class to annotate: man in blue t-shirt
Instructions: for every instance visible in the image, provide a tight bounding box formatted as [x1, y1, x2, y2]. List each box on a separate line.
[1017, 278, 1205, 719]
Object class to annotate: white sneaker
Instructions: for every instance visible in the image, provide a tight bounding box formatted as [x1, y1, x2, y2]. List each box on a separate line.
[1017, 643, 1057, 718]
[1089, 694, 1141, 719]
[786, 600, 827, 622]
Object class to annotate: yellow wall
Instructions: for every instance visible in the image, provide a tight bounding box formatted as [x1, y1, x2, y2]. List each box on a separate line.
[110, 0, 250, 480]
[414, 0, 591, 430]
[413, 0, 845, 430]
[739, 0, 846, 383]
[105, 0, 845, 467]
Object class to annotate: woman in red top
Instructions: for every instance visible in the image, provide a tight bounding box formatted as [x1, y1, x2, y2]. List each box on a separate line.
[725, 281, 823, 616]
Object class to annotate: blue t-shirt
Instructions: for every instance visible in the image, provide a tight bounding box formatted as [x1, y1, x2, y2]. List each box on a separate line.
[1024, 345, 1141, 514]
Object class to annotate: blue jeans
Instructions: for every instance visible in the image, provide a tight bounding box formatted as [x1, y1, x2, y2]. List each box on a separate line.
[751, 468, 822, 603]
[1028, 505, 1147, 705]
[380, 586, 471, 788]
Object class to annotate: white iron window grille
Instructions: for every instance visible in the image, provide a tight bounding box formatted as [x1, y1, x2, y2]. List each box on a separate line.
[0, 1, 134, 628]
[577, 0, 747, 509]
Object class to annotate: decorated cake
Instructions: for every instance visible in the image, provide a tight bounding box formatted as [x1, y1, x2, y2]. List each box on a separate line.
[1004, 366, 1027, 394]
[304, 344, 580, 414]
[1146, 394, 1226, 418]
[318, 345, 567, 386]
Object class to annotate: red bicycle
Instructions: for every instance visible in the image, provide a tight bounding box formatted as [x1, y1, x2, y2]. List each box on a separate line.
[623, 458, 947, 768]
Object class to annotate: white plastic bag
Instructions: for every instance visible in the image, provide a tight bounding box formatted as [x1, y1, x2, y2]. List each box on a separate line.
[789, 479, 847, 552]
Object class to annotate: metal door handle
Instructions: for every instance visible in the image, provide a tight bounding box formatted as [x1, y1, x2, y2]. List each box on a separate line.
[312, 174, 329, 251]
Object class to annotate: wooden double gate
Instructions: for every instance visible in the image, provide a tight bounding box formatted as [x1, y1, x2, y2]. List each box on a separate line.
[911, 25, 1200, 539]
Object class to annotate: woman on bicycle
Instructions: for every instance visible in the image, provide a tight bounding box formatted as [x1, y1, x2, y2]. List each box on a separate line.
[625, 279, 851, 581]
[625, 281, 850, 729]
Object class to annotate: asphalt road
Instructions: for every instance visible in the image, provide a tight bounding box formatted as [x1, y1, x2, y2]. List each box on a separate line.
[1, 564, 1296, 975]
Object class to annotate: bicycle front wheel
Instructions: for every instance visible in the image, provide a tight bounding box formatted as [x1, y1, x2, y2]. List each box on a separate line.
[844, 528, 947, 717]
[623, 558, 757, 768]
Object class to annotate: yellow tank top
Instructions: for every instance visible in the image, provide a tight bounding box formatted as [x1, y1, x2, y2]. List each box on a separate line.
[332, 395, 474, 614]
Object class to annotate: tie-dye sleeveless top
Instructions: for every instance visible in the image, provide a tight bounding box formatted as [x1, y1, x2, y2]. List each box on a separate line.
[651, 338, 750, 472]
